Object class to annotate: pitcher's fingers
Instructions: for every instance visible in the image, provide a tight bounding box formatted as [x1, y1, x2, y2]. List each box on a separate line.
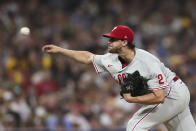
[42, 45, 50, 52]
[42, 46, 46, 52]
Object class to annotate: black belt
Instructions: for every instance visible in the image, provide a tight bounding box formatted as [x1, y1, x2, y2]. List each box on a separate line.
[173, 76, 179, 82]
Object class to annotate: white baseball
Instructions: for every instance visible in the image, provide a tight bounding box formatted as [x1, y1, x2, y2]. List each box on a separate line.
[20, 27, 30, 35]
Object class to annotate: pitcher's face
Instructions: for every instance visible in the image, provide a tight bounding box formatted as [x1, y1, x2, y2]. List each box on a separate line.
[108, 38, 124, 53]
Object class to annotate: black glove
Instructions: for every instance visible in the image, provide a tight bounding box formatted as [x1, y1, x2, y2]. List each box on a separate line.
[120, 71, 153, 97]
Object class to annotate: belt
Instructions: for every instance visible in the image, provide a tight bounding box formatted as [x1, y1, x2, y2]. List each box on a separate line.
[173, 76, 179, 82]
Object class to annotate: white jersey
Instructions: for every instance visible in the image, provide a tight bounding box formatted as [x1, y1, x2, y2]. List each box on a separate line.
[92, 48, 196, 130]
[92, 48, 177, 99]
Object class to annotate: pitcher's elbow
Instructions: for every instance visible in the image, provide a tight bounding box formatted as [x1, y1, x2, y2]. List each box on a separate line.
[85, 60, 92, 65]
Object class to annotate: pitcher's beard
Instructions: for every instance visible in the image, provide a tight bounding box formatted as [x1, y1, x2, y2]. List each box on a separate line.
[108, 47, 122, 53]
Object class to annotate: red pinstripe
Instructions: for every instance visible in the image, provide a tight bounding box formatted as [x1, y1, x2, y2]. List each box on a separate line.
[149, 85, 169, 90]
[92, 55, 99, 74]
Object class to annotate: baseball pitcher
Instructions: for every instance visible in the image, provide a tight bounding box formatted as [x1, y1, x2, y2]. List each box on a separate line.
[42, 25, 196, 131]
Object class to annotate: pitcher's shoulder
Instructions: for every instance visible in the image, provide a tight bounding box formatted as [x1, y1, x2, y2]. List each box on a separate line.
[136, 48, 160, 61]
[136, 48, 153, 56]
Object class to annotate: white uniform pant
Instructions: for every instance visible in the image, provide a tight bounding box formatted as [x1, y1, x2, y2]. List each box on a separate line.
[126, 80, 196, 131]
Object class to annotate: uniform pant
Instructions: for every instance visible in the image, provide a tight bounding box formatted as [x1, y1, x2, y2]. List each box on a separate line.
[126, 80, 196, 131]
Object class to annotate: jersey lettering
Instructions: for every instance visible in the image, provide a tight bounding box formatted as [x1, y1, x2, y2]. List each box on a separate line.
[118, 73, 126, 84]
[158, 74, 164, 84]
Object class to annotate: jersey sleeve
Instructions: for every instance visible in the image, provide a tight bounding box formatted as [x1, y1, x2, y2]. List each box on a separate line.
[92, 55, 106, 74]
[147, 63, 169, 90]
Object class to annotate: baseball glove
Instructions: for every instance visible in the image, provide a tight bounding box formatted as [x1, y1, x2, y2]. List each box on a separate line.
[120, 71, 153, 97]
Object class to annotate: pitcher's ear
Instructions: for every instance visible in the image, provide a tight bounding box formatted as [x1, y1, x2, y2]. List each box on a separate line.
[122, 40, 128, 47]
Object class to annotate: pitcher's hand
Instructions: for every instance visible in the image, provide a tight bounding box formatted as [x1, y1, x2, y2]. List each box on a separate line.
[42, 44, 63, 54]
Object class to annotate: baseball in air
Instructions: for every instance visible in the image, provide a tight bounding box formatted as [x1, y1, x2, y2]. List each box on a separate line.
[20, 27, 30, 35]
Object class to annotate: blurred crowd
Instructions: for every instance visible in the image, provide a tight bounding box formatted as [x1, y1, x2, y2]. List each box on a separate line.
[0, 0, 196, 131]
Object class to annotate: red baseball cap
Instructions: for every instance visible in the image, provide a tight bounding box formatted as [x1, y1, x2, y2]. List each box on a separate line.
[103, 25, 134, 43]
